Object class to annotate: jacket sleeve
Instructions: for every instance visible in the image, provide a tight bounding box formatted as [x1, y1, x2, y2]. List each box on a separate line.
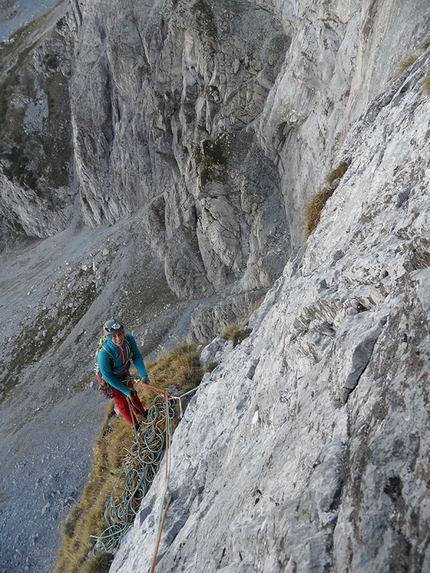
[97, 349, 132, 395]
[127, 334, 149, 379]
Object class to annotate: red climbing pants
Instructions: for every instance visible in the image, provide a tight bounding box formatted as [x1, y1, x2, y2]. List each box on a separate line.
[111, 379, 145, 424]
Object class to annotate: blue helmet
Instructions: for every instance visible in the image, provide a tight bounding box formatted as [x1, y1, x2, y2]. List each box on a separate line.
[104, 319, 124, 334]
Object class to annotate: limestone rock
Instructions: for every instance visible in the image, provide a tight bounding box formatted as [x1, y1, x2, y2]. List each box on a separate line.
[0, 1, 430, 572]
[110, 36, 430, 573]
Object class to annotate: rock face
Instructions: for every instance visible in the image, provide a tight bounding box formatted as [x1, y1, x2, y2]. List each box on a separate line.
[0, 0, 429, 572]
[2, 0, 430, 328]
[0, 0, 75, 250]
[68, 0, 292, 304]
[1, 0, 430, 327]
[110, 47, 430, 573]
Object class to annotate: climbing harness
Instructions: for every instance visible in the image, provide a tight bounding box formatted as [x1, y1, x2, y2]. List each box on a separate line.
[94, 335, 134, 398]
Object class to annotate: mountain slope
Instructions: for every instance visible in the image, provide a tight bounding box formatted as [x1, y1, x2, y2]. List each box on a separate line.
[0, 1, 429, 572]
[110, 49, 430, 572]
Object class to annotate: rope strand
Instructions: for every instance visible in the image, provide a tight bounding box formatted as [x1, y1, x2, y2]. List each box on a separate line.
[91, 377, 209, 559]
[91, 394, 175, 553]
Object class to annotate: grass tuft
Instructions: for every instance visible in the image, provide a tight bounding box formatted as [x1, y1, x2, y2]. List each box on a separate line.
[222, 324, 252, 348]
[53, 404, 132, 573]
[326, 161, 349, 185]
[303, 161, 349, 239]
[421, 37, 430, 51]
[303, 190, 334, 240]
[422, 76, 430, 94]
[397, 55, 418, 74]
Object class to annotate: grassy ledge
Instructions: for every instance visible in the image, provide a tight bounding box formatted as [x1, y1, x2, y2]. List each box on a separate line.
[53, 343, 211, 573]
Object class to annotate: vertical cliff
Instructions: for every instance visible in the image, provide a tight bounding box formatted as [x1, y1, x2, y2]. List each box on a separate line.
[0, 1, 429, 572]
[67, 0, 292, 315]
[110, 45, 430, 573]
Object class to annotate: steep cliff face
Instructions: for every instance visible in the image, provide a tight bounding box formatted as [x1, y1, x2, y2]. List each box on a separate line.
[68, 0, 291, 304]
[110, 47, 430, 573]
[67, 0, 430, 302]
[0, 0, 75, 249]
[0, 1, 429, 572]
[2, 0, 429, 324]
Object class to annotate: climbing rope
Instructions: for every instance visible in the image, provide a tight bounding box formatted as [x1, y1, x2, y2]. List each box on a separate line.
[91, 393, 175, 553]
[91, 375, 211, 560]
[149, 389, 173, 573]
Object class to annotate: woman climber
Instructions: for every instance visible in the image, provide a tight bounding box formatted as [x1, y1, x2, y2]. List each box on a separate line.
[97, 319, 150, 426]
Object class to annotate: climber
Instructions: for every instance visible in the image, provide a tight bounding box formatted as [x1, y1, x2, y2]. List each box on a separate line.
[97, 319, 150, 426]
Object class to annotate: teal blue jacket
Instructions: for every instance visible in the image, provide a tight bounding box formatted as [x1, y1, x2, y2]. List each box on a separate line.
[97, 333, 148, 396]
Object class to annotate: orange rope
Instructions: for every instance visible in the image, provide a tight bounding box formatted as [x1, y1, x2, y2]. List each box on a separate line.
[148, 389, 172, 573]
[148, 490, 172, 573]
[125, 396, 139, 435]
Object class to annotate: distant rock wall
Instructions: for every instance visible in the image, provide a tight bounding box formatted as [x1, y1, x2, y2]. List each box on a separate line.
[68, 0, 292, 301]
[1, 0, 430, 319]
[0, 2, 75, 246]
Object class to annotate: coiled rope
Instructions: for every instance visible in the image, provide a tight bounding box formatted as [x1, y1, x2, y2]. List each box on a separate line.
[91, 376, 213, 565]
[91, 392, 175, 554]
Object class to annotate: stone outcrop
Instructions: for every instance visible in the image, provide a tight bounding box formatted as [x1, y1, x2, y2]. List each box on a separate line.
[0, 1, 429, 572]
[110, 46, 430, 573]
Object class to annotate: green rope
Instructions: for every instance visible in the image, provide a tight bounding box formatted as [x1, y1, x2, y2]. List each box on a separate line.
[91, 394, 176, 554]
[90, 377, 208, 556]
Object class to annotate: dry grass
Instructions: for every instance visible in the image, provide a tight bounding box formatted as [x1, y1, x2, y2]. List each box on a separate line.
[421, 37, 430, 51]
[303, 161, 349, 239]
[422, 76, 430, 95]
[397, 54, 418, 74]
[325, 161, 349, 185]
[53, 344, 206, 573]
[303, 189, 334, 239]
[145, 344, 205, 397]
[220, 298, 265, 348]
[53, 404, 132, 573]
[222, 323, 252, 348]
